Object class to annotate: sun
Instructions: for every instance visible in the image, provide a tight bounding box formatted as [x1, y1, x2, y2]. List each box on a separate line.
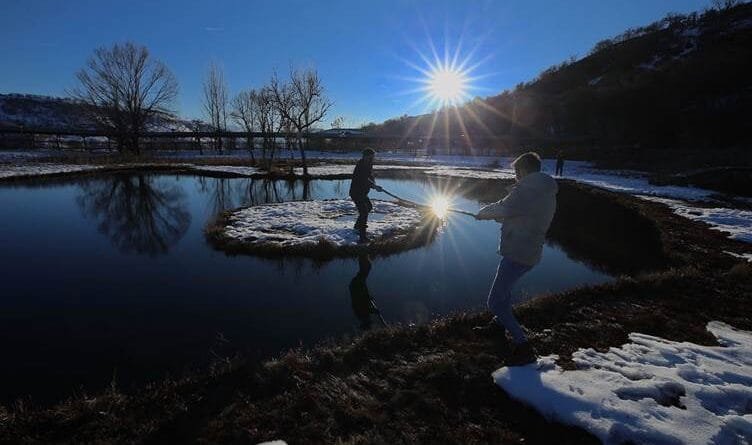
[395, 35, 489, 112]
[430, 195, 451, 219]
[427, 68, 468, 106]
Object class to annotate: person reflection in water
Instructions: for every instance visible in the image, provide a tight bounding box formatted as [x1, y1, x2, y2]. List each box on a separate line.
[349, 254, 385, 330]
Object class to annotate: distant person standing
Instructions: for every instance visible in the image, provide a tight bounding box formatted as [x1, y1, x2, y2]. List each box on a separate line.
[349, 148, 383, 243]
[555, 150, 565, 176]
[474, 152, 558, 365]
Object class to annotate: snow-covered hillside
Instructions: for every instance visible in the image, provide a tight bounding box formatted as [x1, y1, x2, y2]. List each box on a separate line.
[0, 93, 196, 132]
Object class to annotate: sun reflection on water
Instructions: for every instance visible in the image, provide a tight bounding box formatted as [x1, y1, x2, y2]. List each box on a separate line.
[430, 195, 451, 219]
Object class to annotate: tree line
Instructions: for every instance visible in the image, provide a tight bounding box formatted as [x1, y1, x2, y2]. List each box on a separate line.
[71, 42, 332, 174]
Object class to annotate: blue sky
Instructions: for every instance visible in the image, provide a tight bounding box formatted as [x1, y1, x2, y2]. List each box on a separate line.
[2, 0, 710, 126]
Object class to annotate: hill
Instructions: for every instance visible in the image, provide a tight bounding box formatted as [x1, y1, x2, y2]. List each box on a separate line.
[0, 93, 198, 132]
[363, 3, 752, 164]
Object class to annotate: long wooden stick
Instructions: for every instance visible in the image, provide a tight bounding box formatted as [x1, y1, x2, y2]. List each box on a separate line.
[378, 188, 477, 217]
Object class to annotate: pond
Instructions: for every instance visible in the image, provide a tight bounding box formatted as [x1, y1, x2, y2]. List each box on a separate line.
[0, 172, 612, 404]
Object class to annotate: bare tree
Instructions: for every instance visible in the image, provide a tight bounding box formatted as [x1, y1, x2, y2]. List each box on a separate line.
[189, 119, 205, 154]
[202, 63, 228, 152]
[331, 116, 345, 129]
[71, 42, 178, 154]
[269, 67, 333, 175]
[231, 89, 258, 161]
[255, 87, 282, 167]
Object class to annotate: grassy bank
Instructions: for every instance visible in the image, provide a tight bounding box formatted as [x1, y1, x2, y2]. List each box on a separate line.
[1, 174, 751, 444]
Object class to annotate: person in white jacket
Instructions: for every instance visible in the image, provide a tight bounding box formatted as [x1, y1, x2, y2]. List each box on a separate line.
[474, 152, 558, 364]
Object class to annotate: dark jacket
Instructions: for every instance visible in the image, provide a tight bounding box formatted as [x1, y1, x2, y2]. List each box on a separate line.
[349, 158, 374, 198]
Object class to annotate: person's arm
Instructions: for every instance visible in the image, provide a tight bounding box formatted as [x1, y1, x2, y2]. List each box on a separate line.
[475, 199, 504, 220]
[368, 167, 383, 192]
[369, 179, 383, 191]
[475, 184, 528, 221]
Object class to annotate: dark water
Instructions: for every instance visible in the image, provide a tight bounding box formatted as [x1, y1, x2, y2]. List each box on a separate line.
[0, 173, 611, 403]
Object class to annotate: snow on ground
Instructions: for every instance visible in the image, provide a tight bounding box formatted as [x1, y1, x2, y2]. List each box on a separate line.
[188, 165, 261, 177]
[537, 161, 715, 201]
[494, 321, 752, 445]
[292, 164, 364, 176]
[644, 197, 752, 243]
[0, 163, 104, 179]
[298, 164, 432, 176]
[374, 165, 431, 172]
[724, 251, 752, 262]
[221, 199, 425, 250]
[292, 164, 507, 180]
[0, 149, 63, 162]
[424, 166, 515, 180]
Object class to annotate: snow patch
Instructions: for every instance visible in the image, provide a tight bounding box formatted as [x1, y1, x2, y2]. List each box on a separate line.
[0, 163, 104, 179]
[424, 166, 515, 180]
[189, 165, 261, 177]
[292, 164, 431, 177]
[219, 199, 429, 253]
[723, 251, 752, 262]
[644, 197, 752, 243]
[588, 76, 603, 86]
[493, 321, 752, 445]
[574, 172, 714, 201]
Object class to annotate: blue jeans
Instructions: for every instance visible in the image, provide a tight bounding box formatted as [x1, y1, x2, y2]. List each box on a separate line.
[487, 258, 532, 344]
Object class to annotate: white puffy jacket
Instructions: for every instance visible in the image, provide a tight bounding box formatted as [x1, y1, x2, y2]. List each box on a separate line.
[476, 172, 558, 266]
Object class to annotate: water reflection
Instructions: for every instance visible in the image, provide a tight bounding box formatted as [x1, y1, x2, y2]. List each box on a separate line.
[0, 173, 616, 404]
[76, 174, 190, 256]
[195, 177, 316, 213]
[349, 254, 386, 330]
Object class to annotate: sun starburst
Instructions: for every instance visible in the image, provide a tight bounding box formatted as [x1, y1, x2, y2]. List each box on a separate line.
[394, 30, 492, 113]
[429, 195, 451, 219]
[425, 66, 469, 106]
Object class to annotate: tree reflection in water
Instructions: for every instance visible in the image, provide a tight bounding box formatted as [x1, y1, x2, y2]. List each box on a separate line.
[195, 177, 317, 215]
[77, 174, 191, 256]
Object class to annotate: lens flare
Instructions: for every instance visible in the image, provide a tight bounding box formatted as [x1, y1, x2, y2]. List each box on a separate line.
[427, 67, 468, 105]
[430, 196, 451, 219]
